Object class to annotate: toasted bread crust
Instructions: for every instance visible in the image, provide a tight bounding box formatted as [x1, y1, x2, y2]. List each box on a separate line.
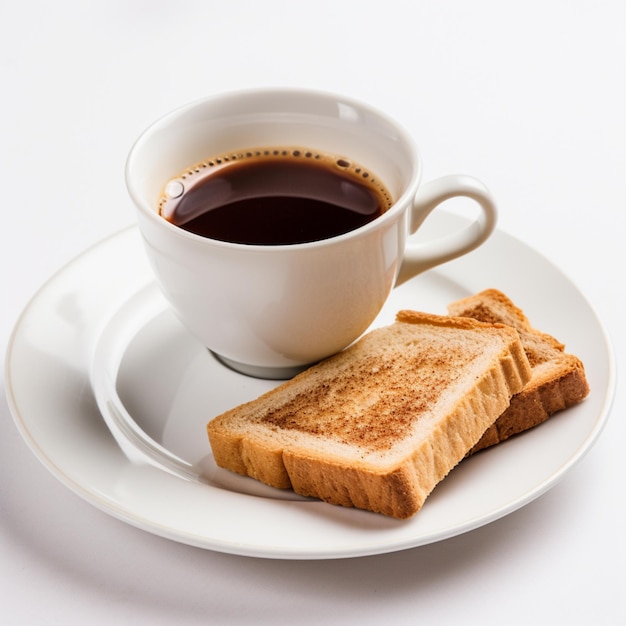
[208, 311, 532, 519]
[448, 289, 590, 454]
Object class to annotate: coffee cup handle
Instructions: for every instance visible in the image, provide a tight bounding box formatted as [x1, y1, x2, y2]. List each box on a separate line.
[395, 175, 498, 285]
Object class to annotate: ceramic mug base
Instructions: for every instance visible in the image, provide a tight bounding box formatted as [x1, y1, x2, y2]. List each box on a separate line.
[211, 351, 313, 380]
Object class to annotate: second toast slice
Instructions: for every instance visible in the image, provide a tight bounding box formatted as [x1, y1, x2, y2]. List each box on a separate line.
[448, 289, 590, 454]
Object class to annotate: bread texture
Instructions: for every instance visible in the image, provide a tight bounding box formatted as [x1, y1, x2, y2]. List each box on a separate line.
[207, 310, 532, 519]
[448, 289, 590, 454]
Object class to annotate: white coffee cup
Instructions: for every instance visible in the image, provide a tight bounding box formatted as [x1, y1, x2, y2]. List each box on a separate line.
[126, 88, 497, 379]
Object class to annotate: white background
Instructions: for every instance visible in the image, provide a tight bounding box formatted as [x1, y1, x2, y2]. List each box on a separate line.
[1, 1, 624, 624]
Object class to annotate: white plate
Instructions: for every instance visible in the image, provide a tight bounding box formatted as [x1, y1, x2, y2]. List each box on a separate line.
[5, 213, 615, 559]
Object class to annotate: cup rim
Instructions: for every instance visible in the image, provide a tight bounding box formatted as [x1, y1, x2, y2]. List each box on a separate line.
[125, 87, 422, 250]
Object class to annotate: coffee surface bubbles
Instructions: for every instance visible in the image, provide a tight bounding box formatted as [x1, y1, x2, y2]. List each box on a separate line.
[159, 148, 392, 245]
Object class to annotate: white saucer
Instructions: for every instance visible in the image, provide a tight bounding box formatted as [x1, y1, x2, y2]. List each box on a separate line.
[5, 213, 615, 559]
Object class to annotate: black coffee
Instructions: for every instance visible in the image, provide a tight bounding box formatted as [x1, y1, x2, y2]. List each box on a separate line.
[158, 148, 392, 245]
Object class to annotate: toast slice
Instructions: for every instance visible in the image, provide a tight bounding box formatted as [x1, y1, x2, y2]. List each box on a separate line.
[448, 289, 589, 454]
[207, 310, 531, 519]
